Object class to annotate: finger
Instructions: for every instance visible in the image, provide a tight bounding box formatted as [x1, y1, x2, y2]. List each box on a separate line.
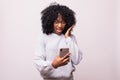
[63, 61, 68, 65]
[59, 58, 70, 66]
[62, 53, 70, 59]
[62, 57, 69, 64]
[67, 27, 73, 32]
[63, 57, 69, 63]
[69, 25, 74, 30]
[56, 54, 61, 58]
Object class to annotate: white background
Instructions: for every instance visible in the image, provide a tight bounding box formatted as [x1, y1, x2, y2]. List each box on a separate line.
[0, 0, 120, 80]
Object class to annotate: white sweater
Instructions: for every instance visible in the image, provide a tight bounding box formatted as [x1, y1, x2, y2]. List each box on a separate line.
[34, 33, 82, 79]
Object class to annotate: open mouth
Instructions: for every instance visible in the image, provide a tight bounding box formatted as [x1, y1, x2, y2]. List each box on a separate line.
[56, 29, 63, 33]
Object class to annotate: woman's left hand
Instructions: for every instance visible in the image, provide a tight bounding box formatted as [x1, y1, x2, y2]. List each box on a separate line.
[65, 25, 74, 38]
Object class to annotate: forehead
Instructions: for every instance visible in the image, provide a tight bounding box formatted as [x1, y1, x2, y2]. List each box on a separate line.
[55, 14, 64, 21]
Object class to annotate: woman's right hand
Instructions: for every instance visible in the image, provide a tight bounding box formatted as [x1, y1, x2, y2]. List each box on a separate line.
[52, 53, 70, 68]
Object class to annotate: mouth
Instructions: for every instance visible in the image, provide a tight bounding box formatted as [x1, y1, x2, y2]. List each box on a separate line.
[56, 29, 63, 33]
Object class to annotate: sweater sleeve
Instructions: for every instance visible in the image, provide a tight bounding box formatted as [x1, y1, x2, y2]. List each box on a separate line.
[33, 34, 54, 76]
[65, 34, 82, 65]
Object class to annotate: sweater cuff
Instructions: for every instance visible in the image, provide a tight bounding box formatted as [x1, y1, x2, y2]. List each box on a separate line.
[46, 61, 55, 71]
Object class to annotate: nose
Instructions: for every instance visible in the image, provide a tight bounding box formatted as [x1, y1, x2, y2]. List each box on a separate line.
[58, 23, 62, 28]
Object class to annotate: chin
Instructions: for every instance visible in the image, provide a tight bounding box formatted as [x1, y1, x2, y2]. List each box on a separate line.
[56, 32, 62, 35]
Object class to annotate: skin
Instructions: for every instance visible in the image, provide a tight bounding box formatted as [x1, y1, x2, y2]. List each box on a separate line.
[53, 14, 66, 35]
[52, 14, 74, 68]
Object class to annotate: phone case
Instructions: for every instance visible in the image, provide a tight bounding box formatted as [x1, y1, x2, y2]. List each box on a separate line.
[59, 48, 69, 58]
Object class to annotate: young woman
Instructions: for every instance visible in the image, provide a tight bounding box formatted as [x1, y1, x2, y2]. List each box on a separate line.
[34, 3, 82, 80]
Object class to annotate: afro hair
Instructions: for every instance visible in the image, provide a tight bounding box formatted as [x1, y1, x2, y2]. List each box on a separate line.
[41, 3, 76, 35]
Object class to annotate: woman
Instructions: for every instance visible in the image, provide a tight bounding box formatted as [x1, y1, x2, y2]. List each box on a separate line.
[34, 3, 82, 80]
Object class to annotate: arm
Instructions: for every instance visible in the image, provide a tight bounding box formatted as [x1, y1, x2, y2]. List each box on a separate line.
[33, 34, 54, 75]
[65, 26, 82, 65]
[65, 35, 82, 65]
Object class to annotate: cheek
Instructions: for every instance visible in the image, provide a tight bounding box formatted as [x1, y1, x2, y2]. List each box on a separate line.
[53, 24, 58, 32]
[62, 25, 66, 29]
[53, 24, 57, 29]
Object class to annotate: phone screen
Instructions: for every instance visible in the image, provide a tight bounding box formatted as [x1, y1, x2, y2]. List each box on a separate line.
[59, 48, 69, 58]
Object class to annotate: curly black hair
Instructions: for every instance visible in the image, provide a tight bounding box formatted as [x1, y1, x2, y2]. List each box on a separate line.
[41, 3, 76, 35]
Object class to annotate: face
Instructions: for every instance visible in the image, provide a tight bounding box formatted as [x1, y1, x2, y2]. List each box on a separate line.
[53, 14, 66, 35]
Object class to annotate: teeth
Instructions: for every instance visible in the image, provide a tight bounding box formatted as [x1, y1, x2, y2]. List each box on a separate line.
[57, 29, 62, 32]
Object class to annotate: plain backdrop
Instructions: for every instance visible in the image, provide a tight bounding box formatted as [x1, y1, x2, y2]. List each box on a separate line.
[0, 0, 120, 80]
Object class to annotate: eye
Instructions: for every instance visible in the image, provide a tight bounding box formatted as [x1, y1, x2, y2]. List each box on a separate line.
[54, 20, 66, 25]
[54, 20, 59, 24]
[61, 21, 66, 24]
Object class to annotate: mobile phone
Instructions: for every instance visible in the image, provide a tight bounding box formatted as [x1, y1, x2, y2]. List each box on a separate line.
[59, 48, 69, 58]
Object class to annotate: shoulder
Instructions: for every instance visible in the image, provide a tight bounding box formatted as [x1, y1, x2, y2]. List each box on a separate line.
[36, 33, 48, 43]
[39, 33, 47, 38]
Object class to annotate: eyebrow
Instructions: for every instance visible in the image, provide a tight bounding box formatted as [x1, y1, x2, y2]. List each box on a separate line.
[54, 20, 65, 22]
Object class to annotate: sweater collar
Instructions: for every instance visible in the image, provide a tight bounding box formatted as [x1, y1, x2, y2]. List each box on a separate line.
[51, 33, 64, 37]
